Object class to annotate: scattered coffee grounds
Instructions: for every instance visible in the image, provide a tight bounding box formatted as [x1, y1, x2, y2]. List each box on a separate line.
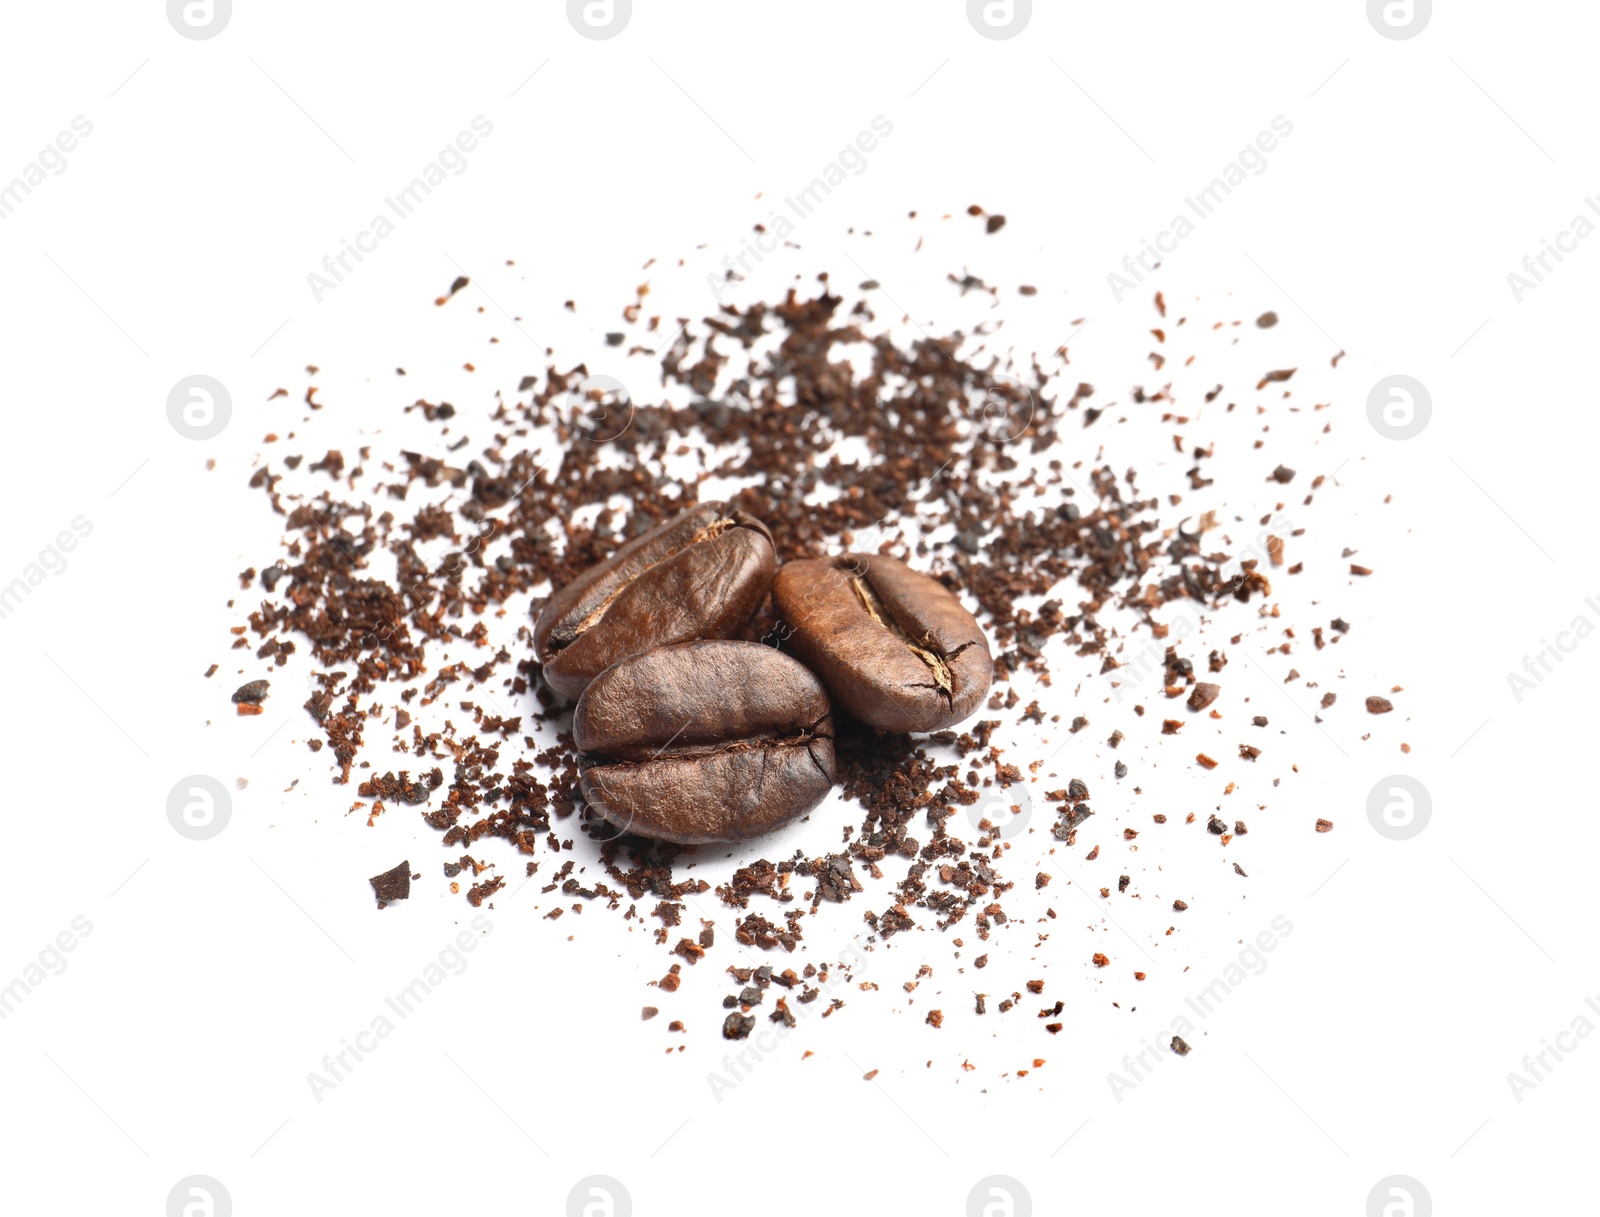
[369, 860, 412, 908]
[225, 225, 1391, 1076]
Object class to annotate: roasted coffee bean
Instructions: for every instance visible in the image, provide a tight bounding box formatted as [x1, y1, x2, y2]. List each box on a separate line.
[533, 501, 776, 700]
[772, 553, 990, 733]
[573, 641, 835, 844]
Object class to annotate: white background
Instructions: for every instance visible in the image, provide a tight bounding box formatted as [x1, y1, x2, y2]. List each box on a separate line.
[0, 3, 1591, 1214]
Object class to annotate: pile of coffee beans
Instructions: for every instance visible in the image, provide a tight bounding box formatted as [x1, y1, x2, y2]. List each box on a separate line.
[223, 240, 1383, 1061]
[541, 504, 994, 843]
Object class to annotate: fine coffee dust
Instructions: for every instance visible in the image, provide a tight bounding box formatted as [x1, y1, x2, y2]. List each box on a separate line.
[224, 245, 1392, 1068]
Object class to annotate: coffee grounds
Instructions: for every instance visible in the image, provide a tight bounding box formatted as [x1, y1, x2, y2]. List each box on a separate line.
[232, 679, 270, 705]
[369, 860, 412, 908]
[228, 240, 1384, 1071]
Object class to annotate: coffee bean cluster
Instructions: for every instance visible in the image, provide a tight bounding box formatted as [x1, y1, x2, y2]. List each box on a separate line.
[534, 500, 992, 843]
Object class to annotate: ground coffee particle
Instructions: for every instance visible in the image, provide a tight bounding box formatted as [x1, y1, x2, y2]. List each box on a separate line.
[232, 679, 270, 705]
[369, 860, 411, 907]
